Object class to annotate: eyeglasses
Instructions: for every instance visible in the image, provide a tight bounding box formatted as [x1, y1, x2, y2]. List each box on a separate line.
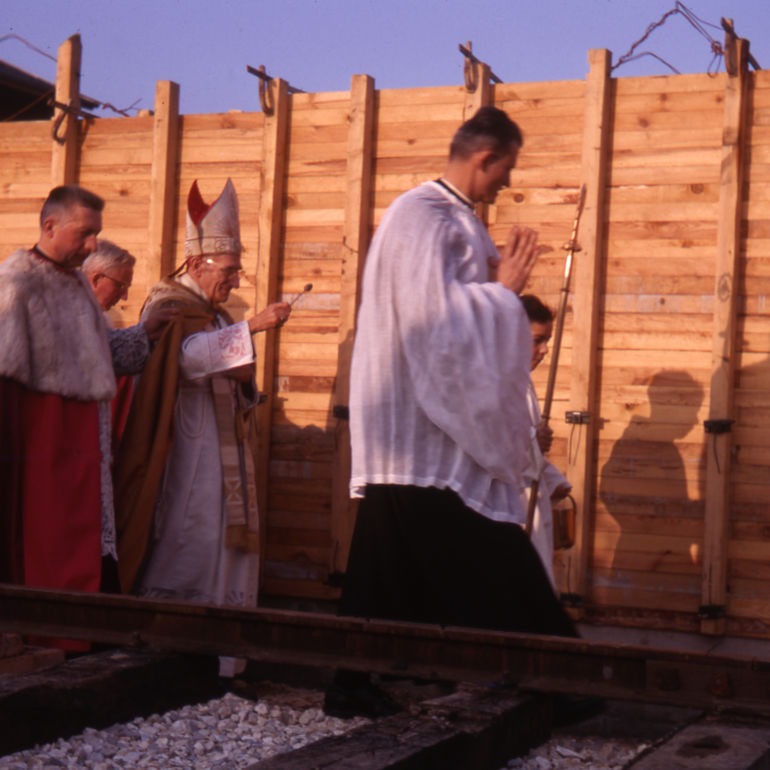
[100, 273, 131, 292]
[204, 258, 245, 280]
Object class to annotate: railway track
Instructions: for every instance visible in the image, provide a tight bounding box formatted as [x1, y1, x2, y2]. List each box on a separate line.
[3, 585, 770, 714]
[2, 585, 770, 768]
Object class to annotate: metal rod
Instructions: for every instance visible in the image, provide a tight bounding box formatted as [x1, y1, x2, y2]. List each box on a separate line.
[721, 18, 761, 70]
[525, 185, 587, 535]
[245, 64, 305, 93]
[288, 282, 313, 307]
[458, 44, 503, 84]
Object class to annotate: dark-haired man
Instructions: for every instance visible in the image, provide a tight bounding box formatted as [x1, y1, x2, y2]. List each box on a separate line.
[0, 186, 117, 621]
[326, 107, 577, 717]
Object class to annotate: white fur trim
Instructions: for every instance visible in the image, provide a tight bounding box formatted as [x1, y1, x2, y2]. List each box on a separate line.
[0, 249, 116, 400]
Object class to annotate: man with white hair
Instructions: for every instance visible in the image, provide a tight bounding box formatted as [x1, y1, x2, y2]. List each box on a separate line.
[81, 238, 136, 312]
[81, 239, 174, 557]
[115, 180, 290, 676]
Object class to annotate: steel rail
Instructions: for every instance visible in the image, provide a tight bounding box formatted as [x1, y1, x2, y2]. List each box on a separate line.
[2, 584, 770, 714]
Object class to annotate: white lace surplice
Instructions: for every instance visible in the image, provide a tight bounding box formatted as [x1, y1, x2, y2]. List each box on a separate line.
[350, 181, 534, 524]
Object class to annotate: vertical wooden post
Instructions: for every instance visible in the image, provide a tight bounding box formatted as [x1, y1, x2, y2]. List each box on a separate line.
[148, 81, 180, 281]
[463, 61, 492, 120]
[254, 78, 290, 525]
[564, 49, 612, 611]
[700, 38, 749, 636]
[51, 34, 82, 186]
[464, 60, 493, 223]
[329, 74, 376, 576]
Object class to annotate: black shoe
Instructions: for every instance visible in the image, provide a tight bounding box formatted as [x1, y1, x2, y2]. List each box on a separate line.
[323, 681, 403, 719]
[551, 694, 605, 727]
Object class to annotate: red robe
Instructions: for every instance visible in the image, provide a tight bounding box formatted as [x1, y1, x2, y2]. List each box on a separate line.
[0, 379, 101, 592]
[0, 248, 116, 650]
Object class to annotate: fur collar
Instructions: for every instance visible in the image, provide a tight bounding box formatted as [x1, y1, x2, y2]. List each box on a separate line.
[0, 249, 116, 400]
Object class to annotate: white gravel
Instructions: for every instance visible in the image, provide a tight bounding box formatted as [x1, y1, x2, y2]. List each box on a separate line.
[502, 733, 649, 769]
[0, 690, 369, 770]
[0, 687, 652, 770]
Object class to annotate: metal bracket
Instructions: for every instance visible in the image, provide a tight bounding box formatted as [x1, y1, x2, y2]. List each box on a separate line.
[325, 571, 345, 588]
[565, 410, 590, 425]
[698, 604, 726, 620]
[458, 42, 502, 93]
[703, 419, 733, 435]
[721, 17, 761, 72]
[333, 405, 349, 421]
[49, 98, 96, 144]
[246, 64, 304, 116]
[560, 592, 584, 608]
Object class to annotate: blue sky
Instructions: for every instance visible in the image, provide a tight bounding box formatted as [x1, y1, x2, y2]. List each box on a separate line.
[2, 1, 767, 115]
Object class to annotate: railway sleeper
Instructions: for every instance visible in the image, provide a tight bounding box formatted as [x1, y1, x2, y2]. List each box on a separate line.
[626, 718, 770, 770]
[249, 685, 553, 770]
[0, 647, 223, 756]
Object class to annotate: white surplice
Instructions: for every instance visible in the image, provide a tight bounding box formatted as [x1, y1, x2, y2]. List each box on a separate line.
[350, 180, 533, 523]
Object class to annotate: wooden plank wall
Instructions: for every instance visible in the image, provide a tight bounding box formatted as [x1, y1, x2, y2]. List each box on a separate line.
[730, 64, 770, 635]
[268, 87, 350, 598]
[2, 42, 770, 639]
[594, 70, 723, 628]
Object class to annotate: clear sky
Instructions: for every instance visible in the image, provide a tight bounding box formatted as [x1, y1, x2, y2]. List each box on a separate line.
[2, 0, 767, 116]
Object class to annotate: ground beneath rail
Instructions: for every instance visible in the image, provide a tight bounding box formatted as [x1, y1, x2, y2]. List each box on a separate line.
[4, 644, 770, 769]
[0, 646, 224, 755]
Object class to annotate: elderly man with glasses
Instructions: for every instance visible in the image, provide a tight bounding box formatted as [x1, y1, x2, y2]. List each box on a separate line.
[114, 179, 289, 676]
[81, 239, 135, 311]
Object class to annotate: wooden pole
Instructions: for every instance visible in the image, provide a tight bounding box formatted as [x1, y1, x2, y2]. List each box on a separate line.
[563, 49, 612, 611]
[51, 34, 82, 186]
[464, 58, 493, 223]
[254, 78, 290, 534]
[525, 185, 586, 536]
[700, 37, 749, 636]
[329, 74, 376, 576]
[147, 81, 180, 281]
[463, 61, 492, 120]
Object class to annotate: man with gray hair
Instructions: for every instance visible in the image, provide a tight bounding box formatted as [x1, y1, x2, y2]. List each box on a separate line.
[81, 238, 136, 312]
[81, 239, 175, 588]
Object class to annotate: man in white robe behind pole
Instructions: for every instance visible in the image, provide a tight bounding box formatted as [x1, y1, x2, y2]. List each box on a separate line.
[520, 294, 572, 588]
[114, 179, 290, 675]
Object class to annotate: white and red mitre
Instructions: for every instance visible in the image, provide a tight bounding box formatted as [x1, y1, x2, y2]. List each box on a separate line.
[184, 178, 241, 259]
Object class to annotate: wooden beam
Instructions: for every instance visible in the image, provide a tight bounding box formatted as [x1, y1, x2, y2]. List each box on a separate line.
[564, 49, 613, 612]
[464, 60, 492, 223]
[254, 78, 290, 548]
[463, 61, 492, 121]
[51, 34, 82, 186]
[329, 75, 376, 576]
[700, 39, 750, 636]
[147, 81, 180, 280]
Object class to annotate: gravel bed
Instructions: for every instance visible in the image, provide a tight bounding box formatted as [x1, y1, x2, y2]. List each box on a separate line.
[501, 733, 649, 769]
[0, 688, 369, 770]
[0, 683, 655, 770]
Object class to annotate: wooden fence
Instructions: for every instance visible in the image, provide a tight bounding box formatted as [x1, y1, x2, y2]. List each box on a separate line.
[2, 34, 769, 640]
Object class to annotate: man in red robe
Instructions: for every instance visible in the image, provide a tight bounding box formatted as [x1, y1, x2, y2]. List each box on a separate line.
[0, 186, 113, 608]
